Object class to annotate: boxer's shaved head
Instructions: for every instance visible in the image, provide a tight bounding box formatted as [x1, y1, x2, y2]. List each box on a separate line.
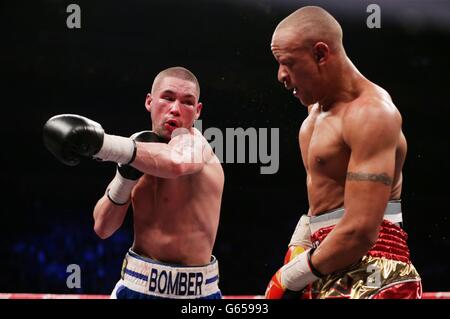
[151, 66, 200, 100]
[274, 6, 344, 53]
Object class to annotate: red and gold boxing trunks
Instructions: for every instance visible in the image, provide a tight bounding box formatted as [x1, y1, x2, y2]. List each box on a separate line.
[301, 202, 422, 299]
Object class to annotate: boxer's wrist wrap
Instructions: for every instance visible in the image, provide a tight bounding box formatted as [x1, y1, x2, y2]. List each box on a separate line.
[107, 189, 129, 206]
[307, 247, 325, 278]
[280, 249, 320, 291]
[126, 139, 137, 165]
[106, 170, 138, 205]
[94, 134, 135, 164]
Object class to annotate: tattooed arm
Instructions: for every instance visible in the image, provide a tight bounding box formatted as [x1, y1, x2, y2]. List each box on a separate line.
[310, 101, 402, 275]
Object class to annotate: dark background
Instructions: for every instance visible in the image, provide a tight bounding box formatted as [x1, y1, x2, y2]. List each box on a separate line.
[1, 0, 449, 295]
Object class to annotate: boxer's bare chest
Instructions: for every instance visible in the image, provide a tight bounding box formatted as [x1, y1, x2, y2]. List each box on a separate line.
[299, 105, 350, 181]
[131, 174, 193, 215]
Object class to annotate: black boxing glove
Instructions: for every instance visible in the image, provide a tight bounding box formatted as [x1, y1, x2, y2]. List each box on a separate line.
[43, 114, 105, 166]
[107, 131, 166, 205]
[43, 114, 137, 166]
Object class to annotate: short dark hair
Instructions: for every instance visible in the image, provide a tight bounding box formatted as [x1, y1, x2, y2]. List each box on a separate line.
[151, 66, 200, 100]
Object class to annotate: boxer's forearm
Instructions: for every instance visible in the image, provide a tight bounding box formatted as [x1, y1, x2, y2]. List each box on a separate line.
[310, 223, 378, 274]
[132, 142, 203, 178]
[93, 195, 129, 239]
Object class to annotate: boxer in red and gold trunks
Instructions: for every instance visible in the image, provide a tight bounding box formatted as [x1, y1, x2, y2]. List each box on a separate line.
[265, 6, 422, 299]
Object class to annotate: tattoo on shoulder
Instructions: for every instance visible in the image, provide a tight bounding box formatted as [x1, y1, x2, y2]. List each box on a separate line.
[346, 172, 393, 186]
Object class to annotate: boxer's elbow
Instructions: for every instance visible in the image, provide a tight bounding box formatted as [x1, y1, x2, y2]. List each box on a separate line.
[94, 221, 115, 239]
[166, 161, 185, 178]
[93, 212, 116, 239]
[165, 161, 203, 178]
[92, 196, 125, 239]
[94, 220, 108, 239]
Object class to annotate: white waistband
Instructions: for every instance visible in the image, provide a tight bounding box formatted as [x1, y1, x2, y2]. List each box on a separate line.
[120, 249, 220, 299]
[309, 200, 403, 235]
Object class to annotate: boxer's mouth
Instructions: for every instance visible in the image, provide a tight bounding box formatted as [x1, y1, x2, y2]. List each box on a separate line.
[287, 86, 298, 96]
[284, 82, 298, 96]
[166, 119, 179, 128]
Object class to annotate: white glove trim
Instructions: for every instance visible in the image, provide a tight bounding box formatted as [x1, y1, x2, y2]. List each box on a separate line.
[95, 134, 135, 164]
[280, 249, 319, 291]
[107, 170, 138, 205]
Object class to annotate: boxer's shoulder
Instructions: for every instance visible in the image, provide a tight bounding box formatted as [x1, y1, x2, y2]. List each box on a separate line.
[342, 98, 402, 148]
[351, 82, 399, 114]
[343, 89, 401, 128]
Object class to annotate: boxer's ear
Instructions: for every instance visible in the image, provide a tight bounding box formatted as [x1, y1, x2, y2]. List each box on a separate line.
[313, 42, 329, 65]
[195, 102, 203, 120]
[145, 93, 152, 112]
